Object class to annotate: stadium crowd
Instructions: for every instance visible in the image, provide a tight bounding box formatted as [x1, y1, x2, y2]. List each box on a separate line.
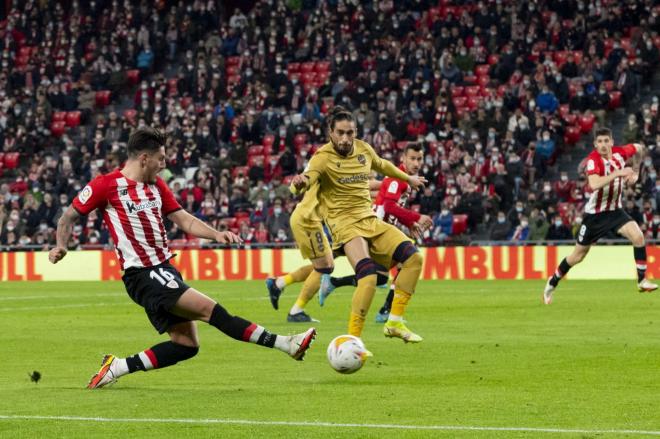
[0, 0, 659, 251]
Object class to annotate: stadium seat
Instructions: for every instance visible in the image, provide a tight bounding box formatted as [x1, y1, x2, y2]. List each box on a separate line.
[95, 90, 111, 108]
[226, 56, 240, 66]
[248, 145, 264, 156]
[65, 111, 82, 127]
[559, 104, 570, 119]
[3, 152, 19, 169]
[168, 78, 179, 95]
[301, 71, 316, 84]
[50, 121, 66, 137]
[464, 85, 480, 97]
[571, 51, 583, 65]
[475, 64, 490, 77]
[247, 155, 265, 167]
[126, 69, 140, 85]
[479, 86, 493, 98]
[14, 54, 29, 67]
[452, 214, 468, 235]
[300, 62, 315, 73]
[302, 82, 316, 95]
[477, 75, 490, 87]
[466, 96, 480, 111]
[496, 85, 507, 97]
[564, 125, 581, 145]
[553, 51, 568, 66]
[180, 96, 193, 109]
[226, 65, 240, 76]
[396, 141, 408, 150]
[452, 96, 467, 108]
[454, 106, 468, 119]
[314, 61, 330, 73]
[563, 113, 577, 125]
[52, 111, 67, 122]
[608, 91, 622, 110]
[487, 54, 499, 65]
[451, 86, 464, 97]
[287, 62, 300, 74]
[578, 113, 595, 134]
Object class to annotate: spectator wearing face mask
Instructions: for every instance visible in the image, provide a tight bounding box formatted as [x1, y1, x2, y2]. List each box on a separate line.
[489, 211, 512, 241]
[509, 215, 530, 241]
[546, 216, 572, 240]
[528, 208, 549, 241]
[536, 85, 559, 114]
[553, 172, 575, 201]
[432, 207, 453, 243]
[266, 198, 290, 239]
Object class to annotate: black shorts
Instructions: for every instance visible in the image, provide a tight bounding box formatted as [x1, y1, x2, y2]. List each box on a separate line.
[122, 261, 192, 334]
[576, 209, 633, 246]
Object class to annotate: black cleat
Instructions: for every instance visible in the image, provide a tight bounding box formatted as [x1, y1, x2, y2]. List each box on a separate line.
[266, 278, 282, 310]
[287, 311, 318, 323]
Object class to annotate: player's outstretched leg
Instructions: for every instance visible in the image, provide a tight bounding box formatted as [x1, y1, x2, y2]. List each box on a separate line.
[375, 285, 395, 323]
[383, 243, 423, 343]
[266, 265, 314, 310]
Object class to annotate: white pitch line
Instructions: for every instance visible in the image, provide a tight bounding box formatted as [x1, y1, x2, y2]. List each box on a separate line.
[0, 293, 124, 301]
[0, 415, 659, 436]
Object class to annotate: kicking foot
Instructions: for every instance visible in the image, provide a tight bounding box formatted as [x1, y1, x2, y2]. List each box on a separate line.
[543, 278, 555, 305]
[266, 278, 282, 310]
[383, 321, 423, 343]
[87, 354, 118, 389]
[318, 274, 335, 307]
[638, 278, 658, 293]
[287, 328, 317, 361]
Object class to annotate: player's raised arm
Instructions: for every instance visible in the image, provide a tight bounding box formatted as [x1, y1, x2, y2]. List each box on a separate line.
[168, 209, 243, 244]
[291, 154, 324, 193]
[49, 205, 80, 263]
[625, 143, 646, 185]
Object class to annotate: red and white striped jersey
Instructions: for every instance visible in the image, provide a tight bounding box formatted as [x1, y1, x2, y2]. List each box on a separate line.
[72, 169, 182, 270]
[372, 164, 420, 228]
[583, 144, 637, 214]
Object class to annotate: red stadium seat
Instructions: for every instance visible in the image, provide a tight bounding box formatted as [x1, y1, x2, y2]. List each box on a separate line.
[168, 78, 179, 95]
[477, 75, 490, 87]
[608, 91, 622, 110]
[466, 96, 480, 110]
[571, 51, 583, 65]
[451, 214, 468, 235]
[480, 86, 493, 98]
[564, 125, 581, 145]
[126, 69, 140, 85]
[52, 111, 67, 122]
[475, 64, 490, 77]
[578, 113, 595, 134]
[225, 65, 240, 76]
[300, 62, 315, 73]
[14, 54, 29, 67]
[315, 71, 330, 84]
[95, 90, 111, 108]
[464, 85, 480, 97]
[487, 54, 499, 65]
[287, 62, 300, 74]
[50, 121, 66, 137]
[314, 61, 330, 73]
[568, 83, 577, 98]
[3, 152, 19, 169]
[301, 71, 316, 84]
[226, 56, 240, 66]
[496, 85, 508, 97]
[248, 145, 264, 156]
[601, 80, 614, 92]
[247, 154, 265, 167]
[65, 111, 81, 127]
[302, 83, 316, 95]
[563, 113, 577, 125]
[396, 141, 408, 150]
[227, 74, 241, 85]
[452, 96, 467, 108]
[463, 74, 477, 84]
[553, 51, 568, 66]
[451, 86, 464, 97]
[454, 106, 468, 119]
[559, 104, 570, 119]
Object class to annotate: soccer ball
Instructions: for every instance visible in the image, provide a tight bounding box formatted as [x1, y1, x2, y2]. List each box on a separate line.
[327, 335, 368, 374]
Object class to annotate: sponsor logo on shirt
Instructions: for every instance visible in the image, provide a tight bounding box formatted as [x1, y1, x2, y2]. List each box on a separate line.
[337, 173, 370, 184]
[125, 199, 162, 214]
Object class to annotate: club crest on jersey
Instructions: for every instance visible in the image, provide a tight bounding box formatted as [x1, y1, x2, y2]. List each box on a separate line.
[166, 279, 179, 289]
[357, 154, 366, 165]
[78, 185, 93, 204]
[120, 189, 128, 196]
[125, 199, 161, 214]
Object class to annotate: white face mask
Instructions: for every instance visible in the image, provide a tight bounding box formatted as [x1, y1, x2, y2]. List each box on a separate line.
[520, 221, 528, 227]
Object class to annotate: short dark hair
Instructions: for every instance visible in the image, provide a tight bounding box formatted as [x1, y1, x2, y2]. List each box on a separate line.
[594, 127, 612, 138]
[326, 105, 355, 131]
[404, 143, 424, 154]
[127, 127, 167, 158]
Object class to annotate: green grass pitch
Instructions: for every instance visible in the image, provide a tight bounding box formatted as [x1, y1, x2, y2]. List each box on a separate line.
[1, 279, 660, 438]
